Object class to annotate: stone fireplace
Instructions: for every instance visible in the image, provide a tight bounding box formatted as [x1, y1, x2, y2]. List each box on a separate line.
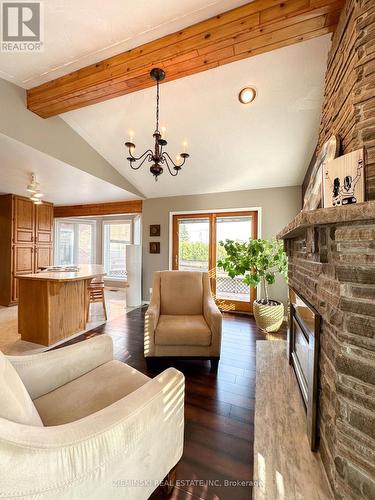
[278, 202, 375, 499]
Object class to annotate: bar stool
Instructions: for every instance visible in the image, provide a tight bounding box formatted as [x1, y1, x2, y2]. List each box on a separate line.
[86, 279, 107, 322]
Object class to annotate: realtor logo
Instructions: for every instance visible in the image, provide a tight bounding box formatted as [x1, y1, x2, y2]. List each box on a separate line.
[1, 1, 43, 52]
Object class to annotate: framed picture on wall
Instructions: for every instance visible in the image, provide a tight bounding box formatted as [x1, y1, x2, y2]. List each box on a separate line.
[323, 149, 365, 208]
[149, 242, 160, 254]
[150, 224, 161, 237]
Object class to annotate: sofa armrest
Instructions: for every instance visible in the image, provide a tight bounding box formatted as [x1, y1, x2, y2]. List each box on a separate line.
[8, 335, 114, 399]
[0, 367, 185, 500]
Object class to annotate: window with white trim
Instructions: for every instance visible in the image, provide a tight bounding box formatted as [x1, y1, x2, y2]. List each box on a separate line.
[103, 220, 132, 280]
[55, 219, 96, 265]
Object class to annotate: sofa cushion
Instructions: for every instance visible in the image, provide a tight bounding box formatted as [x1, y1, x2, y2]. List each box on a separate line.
[155, 315, 211, 346]
[34, 360, 150, 426]
[0, 352, 43, 427]
[160, 271, 203, 315]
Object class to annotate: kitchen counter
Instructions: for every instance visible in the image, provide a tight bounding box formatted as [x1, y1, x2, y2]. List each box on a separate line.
[19, 264, 106, 282]
[17, 265, 106, 346]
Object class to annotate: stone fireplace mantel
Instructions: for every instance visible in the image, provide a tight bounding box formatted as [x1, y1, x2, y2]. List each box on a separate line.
[277, 201, 375, 240]
[277, 200, 375, 499]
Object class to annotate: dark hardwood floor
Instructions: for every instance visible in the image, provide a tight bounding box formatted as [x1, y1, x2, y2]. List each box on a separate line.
[59, 307, 286, 500]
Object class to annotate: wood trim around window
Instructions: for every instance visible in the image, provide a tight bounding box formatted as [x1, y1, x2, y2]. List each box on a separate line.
[172, 210, 258, 313]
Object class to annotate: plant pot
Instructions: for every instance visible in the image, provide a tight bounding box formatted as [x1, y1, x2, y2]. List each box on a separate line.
[253, 299, 284, 333]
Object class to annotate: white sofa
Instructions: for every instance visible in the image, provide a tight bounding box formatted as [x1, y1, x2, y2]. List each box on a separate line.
[145, 271, 222, 369]
[0, 335, 185, 499]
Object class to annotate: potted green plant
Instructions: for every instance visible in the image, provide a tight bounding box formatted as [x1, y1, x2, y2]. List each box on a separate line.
[217, 239, 288, 332]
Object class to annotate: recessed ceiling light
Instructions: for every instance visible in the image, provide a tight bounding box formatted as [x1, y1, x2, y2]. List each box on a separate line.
[238, 87, 256, 104]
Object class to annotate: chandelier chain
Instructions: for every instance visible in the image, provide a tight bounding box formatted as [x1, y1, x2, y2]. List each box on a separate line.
[156, 79, 160, 132]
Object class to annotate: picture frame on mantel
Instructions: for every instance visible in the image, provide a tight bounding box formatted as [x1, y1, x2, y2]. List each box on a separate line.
[303, 135, 340, 211]
[149, 242, 160, 254]
[323, 148, 365, 208]
[150, 224, 161, 237]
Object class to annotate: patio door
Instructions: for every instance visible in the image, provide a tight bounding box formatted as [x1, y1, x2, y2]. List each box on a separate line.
[172, 211, 258, 312]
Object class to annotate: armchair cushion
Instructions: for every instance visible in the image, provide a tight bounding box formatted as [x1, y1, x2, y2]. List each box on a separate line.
[34, 360, 150, 426]
[155, 315, 211, 346]
[160, 271, 203, 315]
[0, 352, 43, 427]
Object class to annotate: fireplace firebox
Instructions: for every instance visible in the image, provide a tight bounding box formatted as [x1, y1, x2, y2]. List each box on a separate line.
[288, 287, 321, 451]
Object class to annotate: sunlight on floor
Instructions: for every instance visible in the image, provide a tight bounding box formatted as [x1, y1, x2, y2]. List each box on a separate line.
[87, 288, 127, 329]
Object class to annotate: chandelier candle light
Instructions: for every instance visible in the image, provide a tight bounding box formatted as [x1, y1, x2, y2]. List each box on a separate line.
[124, 68, 189, 180]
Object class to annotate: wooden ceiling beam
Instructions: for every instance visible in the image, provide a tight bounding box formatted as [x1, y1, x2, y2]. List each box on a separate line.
[53, 200, 142, 218]
[27, 0, 345, 118]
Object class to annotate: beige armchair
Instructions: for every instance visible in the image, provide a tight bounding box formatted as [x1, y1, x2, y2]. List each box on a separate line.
[0, 335, 185, 499]
[145, 271, 222, 369]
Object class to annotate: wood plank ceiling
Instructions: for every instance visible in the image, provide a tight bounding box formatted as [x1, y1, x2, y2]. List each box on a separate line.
[27, 0, 344, 118]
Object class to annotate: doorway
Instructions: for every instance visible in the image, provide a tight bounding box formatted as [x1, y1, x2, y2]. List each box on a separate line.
[172, 211, 258, 312]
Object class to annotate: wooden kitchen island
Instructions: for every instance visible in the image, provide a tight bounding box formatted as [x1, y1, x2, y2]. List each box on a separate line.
[17, 265, 106, 346]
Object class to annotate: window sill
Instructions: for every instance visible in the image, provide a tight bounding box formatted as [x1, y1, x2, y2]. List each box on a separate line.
[104, 277, 128, 282]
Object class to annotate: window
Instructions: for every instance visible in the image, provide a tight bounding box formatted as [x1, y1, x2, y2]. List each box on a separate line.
[103, 221, 132, 280]
[172, 211, 258, 313]
[55, 219, 96, 265]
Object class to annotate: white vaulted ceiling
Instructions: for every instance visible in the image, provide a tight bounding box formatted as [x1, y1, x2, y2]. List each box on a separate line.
[0, 0, 332, 201]
[0, 133, 137, 205]
[62, 35, 332, 199]
[0, 0, 250, 88]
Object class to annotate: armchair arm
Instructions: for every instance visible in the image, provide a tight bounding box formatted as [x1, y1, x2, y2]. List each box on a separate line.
[203, 274, 222, 356]
[0, 367, 185, 500]
[8, 335, 113, 399]
[144, 272, 161, 357]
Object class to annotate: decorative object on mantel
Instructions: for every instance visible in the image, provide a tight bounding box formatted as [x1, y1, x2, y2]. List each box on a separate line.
[124, 68, 190, 181]
[323, 148, 365, 208]
[218, 239, 288, 332]
[303, 135, 340, 211]
[150, 224, 161, 237]
[149, 242, 160, 254]
[26, 173, 44, 205]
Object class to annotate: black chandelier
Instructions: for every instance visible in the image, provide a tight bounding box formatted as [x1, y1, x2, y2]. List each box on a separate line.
[124, 68, 189, 181]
